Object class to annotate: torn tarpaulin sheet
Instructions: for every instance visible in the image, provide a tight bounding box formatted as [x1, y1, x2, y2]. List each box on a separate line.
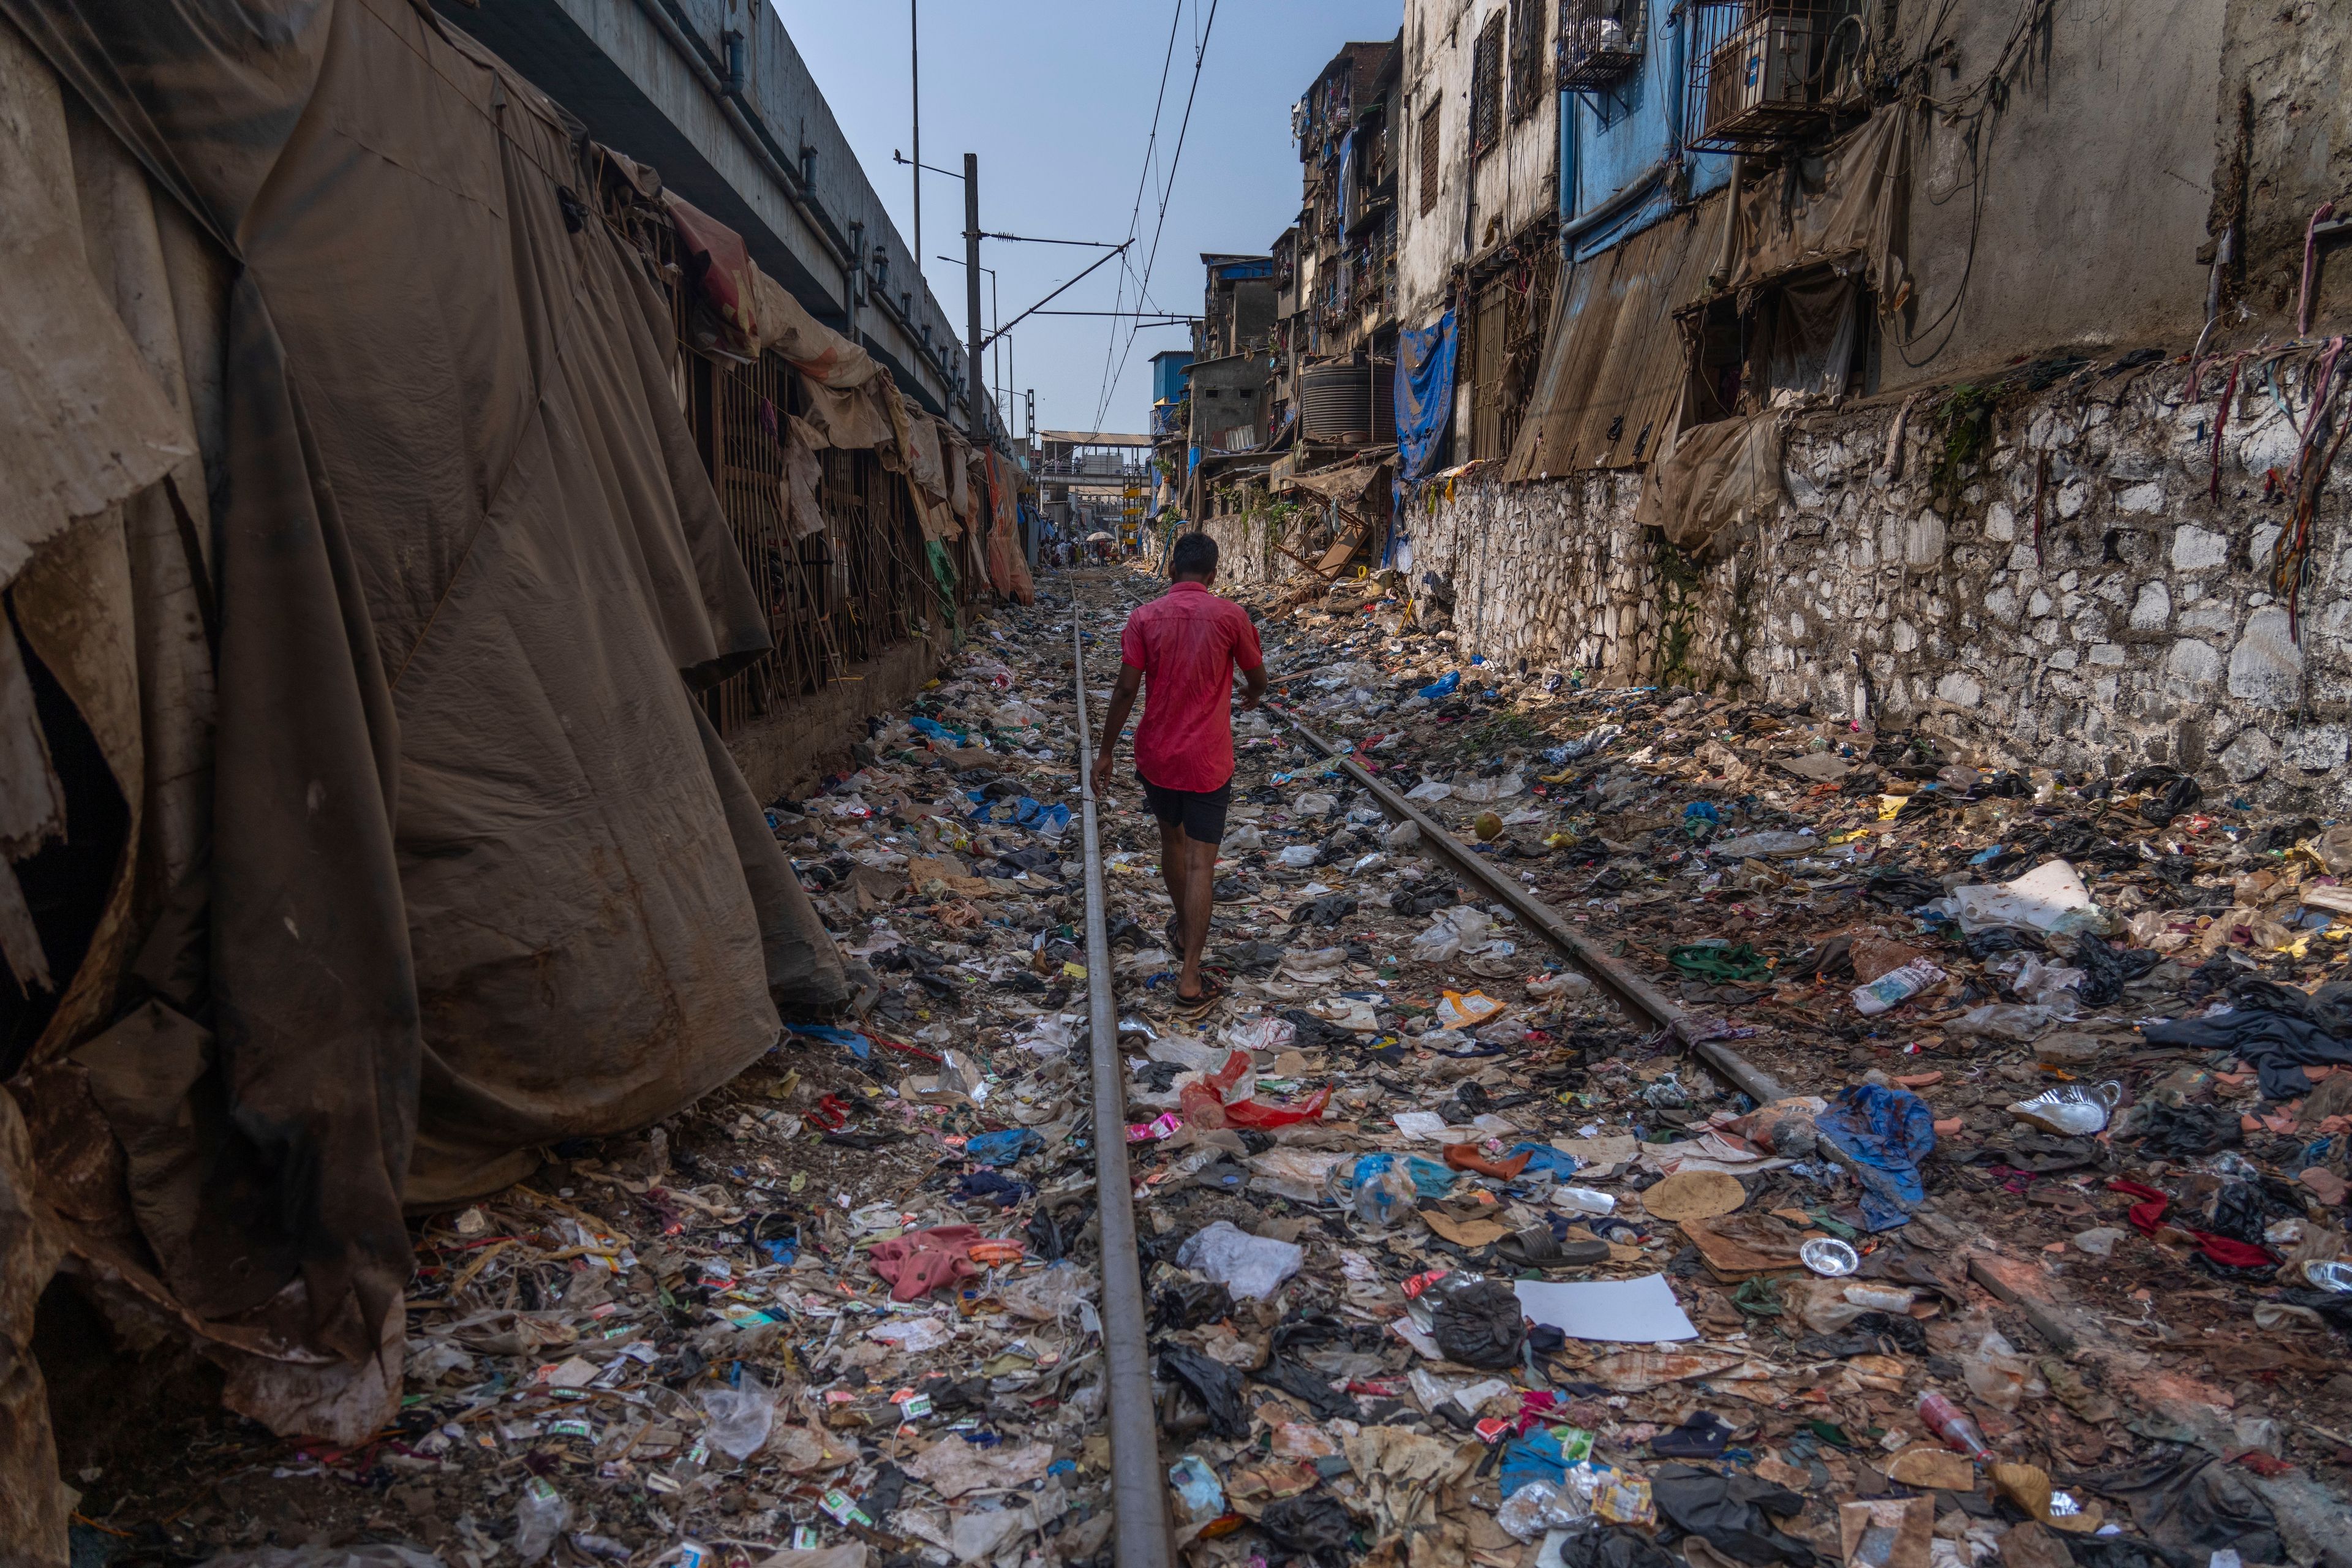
[1395, 311, 1457, 483]
[1813, 1084, 1936, 1231]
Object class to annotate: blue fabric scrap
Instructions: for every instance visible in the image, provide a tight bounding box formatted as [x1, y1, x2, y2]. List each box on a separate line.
[1814, 1084, 1937, 1231]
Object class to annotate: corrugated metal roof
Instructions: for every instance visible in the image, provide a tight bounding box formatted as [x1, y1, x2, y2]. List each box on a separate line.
[1504, 206, 1714, 481]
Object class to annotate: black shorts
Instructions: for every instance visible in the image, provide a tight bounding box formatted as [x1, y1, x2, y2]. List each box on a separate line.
[1137, 771, 1232, 845]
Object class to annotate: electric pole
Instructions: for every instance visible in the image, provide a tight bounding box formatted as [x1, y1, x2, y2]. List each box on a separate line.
[910, 1, 920, 276]
[963, 151, 987, 444]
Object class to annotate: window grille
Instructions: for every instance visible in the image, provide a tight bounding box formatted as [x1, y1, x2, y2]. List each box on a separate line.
[1559, 0, 1644, 92]
[1684, 0, 1850, 154]
[1418, 104, 1440, 214]
[1506, 0, 1550, 121]
[1470, 13, 1506, 157]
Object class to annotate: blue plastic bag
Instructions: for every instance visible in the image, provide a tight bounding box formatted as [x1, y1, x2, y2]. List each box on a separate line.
[1419, 671, 1461, 701]
[1506, 1143, 1584, 1180]
[964, 1129, 1042, 1167]
[789, 1024, 870, 1060]
[1499, 1429, 1565, 1498]
[1814, 1084, 1937, 1231]
[910, 715, 967, 744]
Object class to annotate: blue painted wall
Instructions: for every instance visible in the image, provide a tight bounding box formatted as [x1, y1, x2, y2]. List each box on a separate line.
[1150, 350, 1196, 404]
[1559, 6, 1730, 260]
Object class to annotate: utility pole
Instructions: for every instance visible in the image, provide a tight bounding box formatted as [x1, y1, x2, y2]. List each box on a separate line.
[910, 1, 921, 277]
[963, 151, 987, 444]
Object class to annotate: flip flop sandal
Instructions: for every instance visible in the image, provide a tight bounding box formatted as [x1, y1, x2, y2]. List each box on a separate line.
[1172, 974, 1226, 1013]
[1494, 1227, 1610, 1270]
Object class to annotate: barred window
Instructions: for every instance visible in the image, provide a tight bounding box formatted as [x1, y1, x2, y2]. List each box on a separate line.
[1471, 12, 1506, 157]
[1417, 103, 1440, 214]
[1506, 0, 1547, 123]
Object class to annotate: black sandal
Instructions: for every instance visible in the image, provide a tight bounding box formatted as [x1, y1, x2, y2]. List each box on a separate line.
[1172, 973, 1226, 1012]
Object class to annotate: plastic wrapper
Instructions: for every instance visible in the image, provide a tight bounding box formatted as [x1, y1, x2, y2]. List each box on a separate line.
[701, 1381, 777, 1460]
[998, 1261, 1096, 1324]
[1498, 1480, 1591, 1540]
[514, 1478, 573, 1562]
[1176, 1219, 1303, 1300]
[1326, 1153, 1418, 1229]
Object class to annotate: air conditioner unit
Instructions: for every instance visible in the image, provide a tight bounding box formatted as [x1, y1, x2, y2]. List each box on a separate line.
[1703, 12, 1817, 141]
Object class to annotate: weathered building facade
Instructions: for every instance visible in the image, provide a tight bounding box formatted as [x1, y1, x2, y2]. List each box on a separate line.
[1390, 0, 2352, 805]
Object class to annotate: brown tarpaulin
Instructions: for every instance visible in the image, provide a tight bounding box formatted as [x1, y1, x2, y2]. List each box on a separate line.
[1633, 410, 1786, 561]
[1724, 106, 1913, 312]
[0, 0, 846, 1461]
[1503, 209, 1714, 481]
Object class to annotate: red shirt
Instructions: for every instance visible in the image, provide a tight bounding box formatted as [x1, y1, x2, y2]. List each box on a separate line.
[1118, 582, 1264, 792]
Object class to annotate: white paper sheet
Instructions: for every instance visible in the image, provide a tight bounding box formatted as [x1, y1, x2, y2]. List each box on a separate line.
[1513, 1274, 1698, 1343]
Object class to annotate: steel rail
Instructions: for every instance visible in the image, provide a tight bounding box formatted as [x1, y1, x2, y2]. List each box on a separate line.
[1264, 699, 1790, 1107]
[1070, 614, 1176, 1568]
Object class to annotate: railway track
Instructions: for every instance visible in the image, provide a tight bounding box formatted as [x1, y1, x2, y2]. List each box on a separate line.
[1058, 572, 1789, 1568]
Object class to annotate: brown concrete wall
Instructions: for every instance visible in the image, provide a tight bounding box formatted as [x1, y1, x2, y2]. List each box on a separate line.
[724, 625, 955, 804]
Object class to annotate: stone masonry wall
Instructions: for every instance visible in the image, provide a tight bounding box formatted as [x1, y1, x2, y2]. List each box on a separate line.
[1406, 362, 2352, 809]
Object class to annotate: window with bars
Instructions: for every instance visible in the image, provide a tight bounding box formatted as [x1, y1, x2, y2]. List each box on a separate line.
[1506, 0, 1548, 123]
[1417, 103, 1440, 214]
[1559, 0, 1645, 92]
[1471, 12, 1506, 157]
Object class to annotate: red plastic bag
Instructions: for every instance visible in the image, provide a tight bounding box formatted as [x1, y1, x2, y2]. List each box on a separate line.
[1180, 1051, 1329, 1129]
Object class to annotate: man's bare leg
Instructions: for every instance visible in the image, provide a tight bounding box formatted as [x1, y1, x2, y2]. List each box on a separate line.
[1158, 816, 1191, 951]
[1177, 833, 1218, 1000]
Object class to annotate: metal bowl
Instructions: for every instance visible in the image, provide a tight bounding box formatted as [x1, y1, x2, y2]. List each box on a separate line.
[1800, 1237, 1860, 1276]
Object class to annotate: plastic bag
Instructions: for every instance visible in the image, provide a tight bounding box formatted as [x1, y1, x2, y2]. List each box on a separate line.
[1223, 823, 1265, 850]
[1498, 1480, 1591, 1540]
[2007, 1080, 2119, 1136]
[1325, 1153, 1417, 1229]
[1277, 844, 1321, 867]
[1527, 970, 1595, 1000]
[1947, 1003, 2059, 1041]
[514, 1477, 573, 1562]
[1177, 1219, 1303, 1300]
[1430, 1276, 1528, 1368]
[1411, 907, 1494, 963]
[701, 1381, 777, 1461]
[1000, 1261, 1096, 1324]
[1961, 1330, 2033, 1411]
[1294, 791, 1338, 817]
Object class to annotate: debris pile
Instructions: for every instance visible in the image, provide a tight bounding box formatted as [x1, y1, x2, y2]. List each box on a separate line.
[70, 564, 2352, 1568]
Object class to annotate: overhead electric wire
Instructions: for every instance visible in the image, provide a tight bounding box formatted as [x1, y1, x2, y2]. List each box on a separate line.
[1091, 0, 1219, 431]
[1088, 0, 1188, 431]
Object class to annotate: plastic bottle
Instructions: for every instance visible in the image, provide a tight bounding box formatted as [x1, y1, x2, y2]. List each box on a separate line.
[514, 1477, 572, 1562]
[1917, 1390, 1992, 1461]
[1852, 959, 1945, 1016]
[1552, 1186, 1617, 1217]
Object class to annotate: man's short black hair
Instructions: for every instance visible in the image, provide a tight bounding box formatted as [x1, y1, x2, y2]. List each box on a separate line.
[1170, 532, 1218, 580]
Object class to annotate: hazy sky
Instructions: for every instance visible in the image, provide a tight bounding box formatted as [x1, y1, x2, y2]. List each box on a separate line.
[778, 1, 1400, 438]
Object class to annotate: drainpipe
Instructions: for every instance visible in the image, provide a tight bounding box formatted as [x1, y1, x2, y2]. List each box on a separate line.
[1559, 83, 1578, 261]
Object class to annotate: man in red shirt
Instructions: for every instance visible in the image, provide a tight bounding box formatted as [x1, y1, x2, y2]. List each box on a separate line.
[1091, 533, 1267, 1009]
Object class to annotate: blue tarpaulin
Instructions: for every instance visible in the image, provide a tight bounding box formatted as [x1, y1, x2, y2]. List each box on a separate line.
[1396, 311, 1457, 482]
[1815, 1084, 1938, 1231]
